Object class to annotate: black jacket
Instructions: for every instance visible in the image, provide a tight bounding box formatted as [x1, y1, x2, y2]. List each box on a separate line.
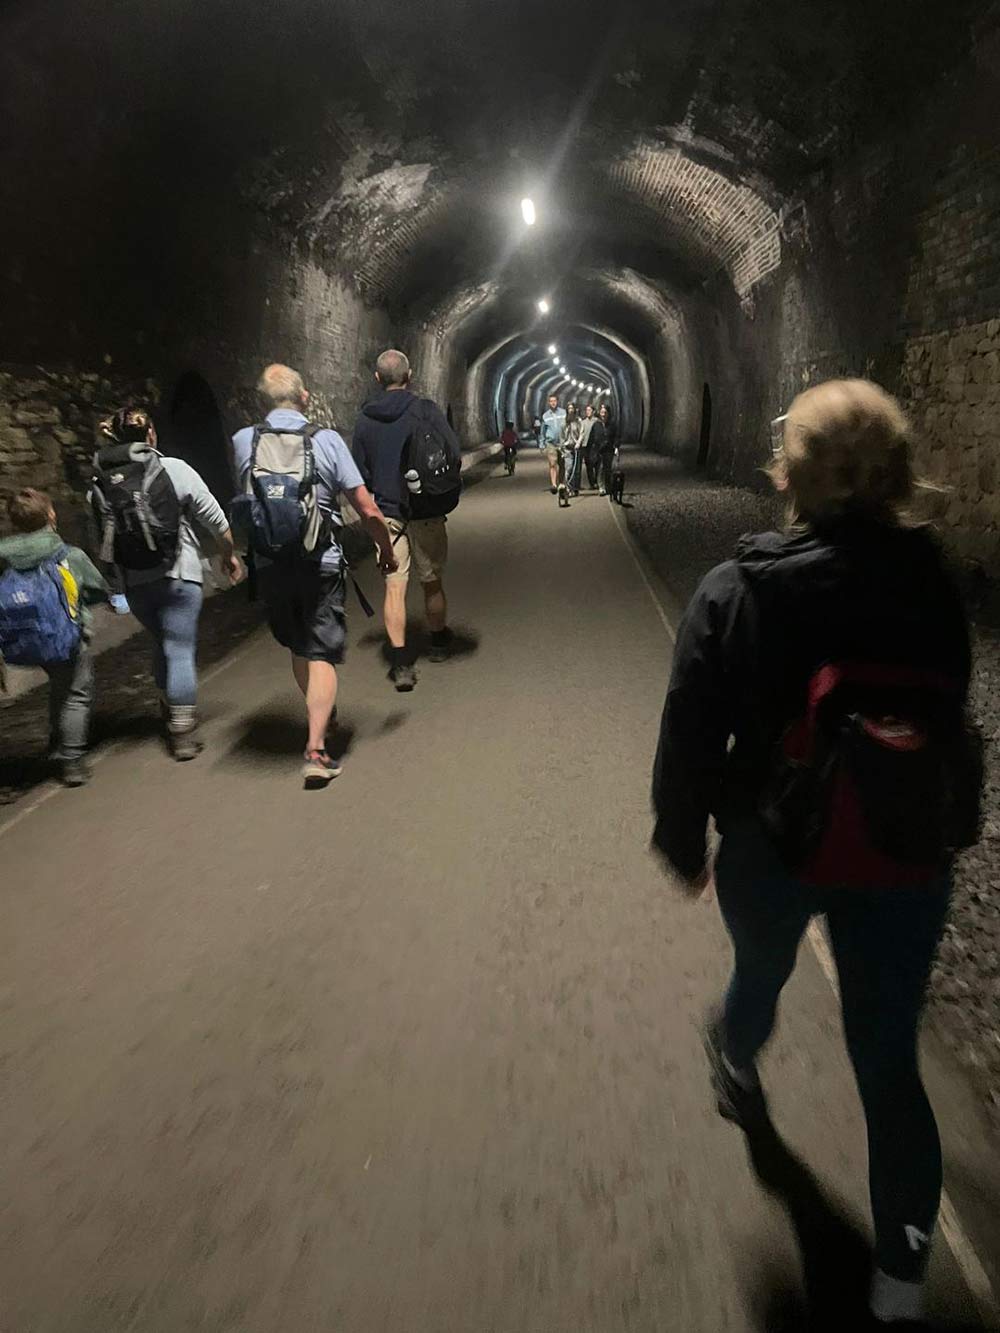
[352, 389, 459, 520]
[651, 519, 972, 879]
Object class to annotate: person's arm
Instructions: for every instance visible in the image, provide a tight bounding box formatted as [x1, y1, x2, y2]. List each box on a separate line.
[651, 564, 740, 889]
[67, 548, 110, 605]
[351, 422, 374, 490]
[345, 485, 398, 574]
[168, 458, 243, 583]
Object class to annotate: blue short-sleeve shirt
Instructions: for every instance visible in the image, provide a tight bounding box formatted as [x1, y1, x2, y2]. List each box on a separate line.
[232, 408, 364, 573]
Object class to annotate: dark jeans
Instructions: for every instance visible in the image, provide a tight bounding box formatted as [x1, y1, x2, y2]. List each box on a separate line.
[564, 446, 583, 492]
[584, 442, 600, 488]
[715, 818, 949, 1283]
[597, 448, 615, 492]
[128, 578, 204, 707]
[45, 645, 94, 761]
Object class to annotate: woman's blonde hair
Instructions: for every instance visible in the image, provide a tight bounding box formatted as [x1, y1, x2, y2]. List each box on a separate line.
[769, 378, 926, 527]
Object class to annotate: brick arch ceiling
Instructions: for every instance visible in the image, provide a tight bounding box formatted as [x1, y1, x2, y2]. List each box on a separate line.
[343, 140, 782, 309]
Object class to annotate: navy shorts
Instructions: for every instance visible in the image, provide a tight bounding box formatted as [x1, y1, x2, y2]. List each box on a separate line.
[257, 561, 347, 664]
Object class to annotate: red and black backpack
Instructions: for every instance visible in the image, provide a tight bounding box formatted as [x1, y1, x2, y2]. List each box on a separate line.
[759, 659, 983, 888]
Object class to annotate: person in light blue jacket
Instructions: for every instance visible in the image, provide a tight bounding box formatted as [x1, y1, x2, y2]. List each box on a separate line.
[92, 407, 242, 760]
[539, 394, 566, 493]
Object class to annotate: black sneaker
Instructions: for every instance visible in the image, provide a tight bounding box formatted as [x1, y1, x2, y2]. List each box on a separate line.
[428, 631, 453, 664]
[704, 1017, 767, 1127]
[389, 662, 417, 692]
[301, 748, 343, 787]
[549, 485, 558, 495]
[61, 759, 91, 788]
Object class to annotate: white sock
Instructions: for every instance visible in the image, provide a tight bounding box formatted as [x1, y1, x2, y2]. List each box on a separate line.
[870, 1269, 925, 1323]
[722, 1052, 759, 1091]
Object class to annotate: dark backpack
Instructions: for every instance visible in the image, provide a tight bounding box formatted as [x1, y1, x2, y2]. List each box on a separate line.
[230, 422, 328, 560]
[91, 445, 181, 579]
[401, 400, 462, 519]
[0, 547, 82, 668]
[759, 661, 983, 888]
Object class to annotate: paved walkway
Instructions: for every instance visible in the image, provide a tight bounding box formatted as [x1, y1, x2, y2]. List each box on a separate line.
[0, 452, 988, 1331]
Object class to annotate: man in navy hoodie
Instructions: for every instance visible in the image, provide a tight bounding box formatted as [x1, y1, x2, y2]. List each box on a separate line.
[353, 350, 457, 692]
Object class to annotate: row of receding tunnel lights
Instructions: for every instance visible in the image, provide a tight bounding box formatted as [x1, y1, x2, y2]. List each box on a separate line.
[521, 202, 611, 396]
[546, 344, 611, 396]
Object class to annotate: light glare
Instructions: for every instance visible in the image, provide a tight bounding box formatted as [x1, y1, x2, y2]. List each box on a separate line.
[521, 198, 536, 226]
[537, 298, 550, 314]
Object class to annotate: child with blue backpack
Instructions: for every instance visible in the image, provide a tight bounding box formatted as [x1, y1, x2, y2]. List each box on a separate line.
[0, 488, 110, 787]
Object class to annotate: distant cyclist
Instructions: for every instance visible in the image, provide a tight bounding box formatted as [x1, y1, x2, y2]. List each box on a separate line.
[500, 421, 518, 475]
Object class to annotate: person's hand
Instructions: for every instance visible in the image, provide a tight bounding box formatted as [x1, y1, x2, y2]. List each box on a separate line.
[108, 593, 130, 615]
[378, 546, 399, 575]
[223, 553, 245, 585]
[650, 841, 715, 899]
[677, 865, 715, 900]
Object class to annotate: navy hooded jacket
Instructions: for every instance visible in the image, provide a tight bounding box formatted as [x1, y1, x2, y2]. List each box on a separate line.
[352, 389, 459, 520]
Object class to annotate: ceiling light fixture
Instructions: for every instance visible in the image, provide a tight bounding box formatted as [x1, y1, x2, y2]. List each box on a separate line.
[547, 344, 557, 355]
[537, 298, 550, 314]
[521, 198, 537, 226]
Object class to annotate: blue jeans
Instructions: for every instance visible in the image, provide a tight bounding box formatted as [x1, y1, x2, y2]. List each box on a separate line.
[127, 578, 203, 707]
[715, 818, 950, 1283]
[45, 645, 94, 761]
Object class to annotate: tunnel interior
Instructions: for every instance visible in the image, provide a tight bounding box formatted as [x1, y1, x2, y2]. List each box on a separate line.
[0, 0, 998, 567]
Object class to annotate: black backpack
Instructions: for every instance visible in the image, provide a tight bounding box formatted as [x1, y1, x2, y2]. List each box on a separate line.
[401, 400, 462, 519]
[91, 445, 181, 579]
[759, 661, 983, 888]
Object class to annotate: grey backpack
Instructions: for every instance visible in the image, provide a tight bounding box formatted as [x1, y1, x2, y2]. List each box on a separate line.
[231, 423, 327, 559]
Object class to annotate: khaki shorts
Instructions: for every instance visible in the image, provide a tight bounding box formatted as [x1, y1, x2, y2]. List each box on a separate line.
[545, 444, 562, 468]
[386, 516, 448, 585]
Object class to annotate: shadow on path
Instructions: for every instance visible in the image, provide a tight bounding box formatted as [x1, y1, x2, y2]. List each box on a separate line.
[741, 1110, 990, 1332]
[358, 621, 481, 667]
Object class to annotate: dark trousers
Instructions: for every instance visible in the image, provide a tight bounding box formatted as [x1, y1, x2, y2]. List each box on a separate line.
[715, 818, 949, 1284]
[584, 442, 600, 488]
[598, 448, 615, 492]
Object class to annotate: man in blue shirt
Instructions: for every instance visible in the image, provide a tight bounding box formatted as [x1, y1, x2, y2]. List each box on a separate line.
[540, 394, 566, 493]
[233, 364, 397, 785]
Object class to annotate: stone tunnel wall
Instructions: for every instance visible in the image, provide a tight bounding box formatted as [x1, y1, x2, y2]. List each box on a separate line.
[694, 33, 1000, 573]
[0, 233, 393, 541]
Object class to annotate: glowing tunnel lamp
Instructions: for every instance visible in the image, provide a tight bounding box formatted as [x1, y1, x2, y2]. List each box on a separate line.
[548, 344, 557, 355]
[537, 299, 550, 314]
[521, 198, 536, 226]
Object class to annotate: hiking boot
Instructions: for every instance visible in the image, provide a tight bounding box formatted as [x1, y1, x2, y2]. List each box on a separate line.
[61, 758, 91, 788]
[168, 705, 203, 761]
[389, 662, 417, 692]
[429, 630, 453, 663]
[302, 748, 343, 787]
[703, 1016, 767, 1127]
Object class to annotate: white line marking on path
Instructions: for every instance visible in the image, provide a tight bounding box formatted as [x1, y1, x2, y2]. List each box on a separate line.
[0, 630, 266, 843]
[609, 499, 677, 645]
[806, 922, 1000, 1323]
[612, 495, 999, 1323]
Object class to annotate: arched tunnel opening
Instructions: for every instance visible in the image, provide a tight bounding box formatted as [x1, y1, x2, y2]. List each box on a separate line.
[2, 1, 1000, 1325]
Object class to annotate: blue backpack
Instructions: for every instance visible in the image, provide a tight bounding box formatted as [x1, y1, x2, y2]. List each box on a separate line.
[0, 548, 82, 667]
